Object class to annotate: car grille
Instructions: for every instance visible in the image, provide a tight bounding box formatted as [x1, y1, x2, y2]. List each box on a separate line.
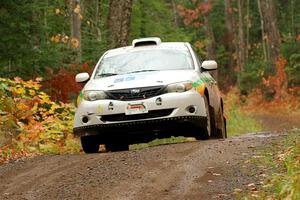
[101, 109, 174, 122]
[105, 86, 165, 101]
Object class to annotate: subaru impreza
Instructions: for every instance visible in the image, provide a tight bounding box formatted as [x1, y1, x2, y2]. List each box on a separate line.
[74, 37, 226, 153]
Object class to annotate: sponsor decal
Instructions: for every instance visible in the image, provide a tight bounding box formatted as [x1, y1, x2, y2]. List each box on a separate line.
[114, 78, 124, 83]
[125, 76, 135, 81]
[192, 77, 214, 95]
[98, 105, 103, 113]
[76, 91, 84, 106]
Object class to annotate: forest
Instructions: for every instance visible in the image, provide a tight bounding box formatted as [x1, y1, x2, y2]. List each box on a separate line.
[0, 0, 299, 199]
[1, 0, 299, 96]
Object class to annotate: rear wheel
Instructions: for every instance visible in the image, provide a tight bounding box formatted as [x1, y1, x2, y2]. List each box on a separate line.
[81, 136, 100, 154]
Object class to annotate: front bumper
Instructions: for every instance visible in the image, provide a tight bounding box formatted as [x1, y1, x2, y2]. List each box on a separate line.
[73, 90, 207, 136]
[73, 116, 206, 137]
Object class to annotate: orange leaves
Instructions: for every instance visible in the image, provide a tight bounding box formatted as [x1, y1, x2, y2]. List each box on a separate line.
[194, 40, 205, 49]
[226, 59, 299, 115]
[198, 1, 213, 15]
[296, 34, 300, 41]
[50, 34, 62, 43]
[43, 62, 93, 102]
[50, 34, 78, 48]
[73, 4, 81, 14]
[177, 5, 200, 26]
[0, 147, 34, 164]
[73, 4, 83, 20]
[71, 38, 80, 49]
[262, 56, 288, 101]
[193, 22, 203, 28]
[177, 1, 213, 28]
[55, 8, 61, 15]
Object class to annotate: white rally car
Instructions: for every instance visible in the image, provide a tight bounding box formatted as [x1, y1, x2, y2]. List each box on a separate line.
[74, 37, 226, 153]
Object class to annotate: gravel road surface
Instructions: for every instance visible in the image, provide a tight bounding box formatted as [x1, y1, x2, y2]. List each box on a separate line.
[0, 130, 288, 200]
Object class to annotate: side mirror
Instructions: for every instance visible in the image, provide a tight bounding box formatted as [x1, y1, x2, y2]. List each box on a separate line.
[201, 60, 218, 71]
[75, 72, 90, 83]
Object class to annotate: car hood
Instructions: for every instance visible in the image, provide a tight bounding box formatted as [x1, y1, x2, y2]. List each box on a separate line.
[84, 70, 198, 91]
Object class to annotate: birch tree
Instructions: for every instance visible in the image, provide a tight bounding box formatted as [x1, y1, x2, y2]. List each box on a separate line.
[257, 0, 281, 72]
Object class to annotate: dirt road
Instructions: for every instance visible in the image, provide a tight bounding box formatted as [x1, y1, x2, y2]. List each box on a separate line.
[0, 130, 288, 200]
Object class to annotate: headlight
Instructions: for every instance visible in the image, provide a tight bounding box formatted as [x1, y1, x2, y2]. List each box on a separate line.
[83, 90, 107, 101]
[166, 81, 193, 93]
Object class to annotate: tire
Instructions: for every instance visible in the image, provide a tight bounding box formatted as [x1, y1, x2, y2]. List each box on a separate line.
[209, 105, 218, 136]
[215, 106, 227, 139]
[105, 143, 129, 152]
[80, 136, 99, 154]
[195, 95, 211, 140]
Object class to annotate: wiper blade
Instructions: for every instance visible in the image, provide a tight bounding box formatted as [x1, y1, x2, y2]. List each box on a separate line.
[127, 70, 158, 74]
[97, 73, 118, 77]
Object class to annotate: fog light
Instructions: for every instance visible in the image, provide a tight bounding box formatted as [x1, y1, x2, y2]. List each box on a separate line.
[82, 116, 89, 123]
[187, 106, 196, 114]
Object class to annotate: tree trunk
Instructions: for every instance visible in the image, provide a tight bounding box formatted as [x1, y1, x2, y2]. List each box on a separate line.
[224, 0, 237, 85]
[237, 0, 246, 73]
[202, 3, 217, 80]
[257, 0, 268, 64]
[171, 0, 178, 28]
[139, 0, 146, 37]
[95, 0, 102, 41]
[257, 0, 281, 72]
[108, 0, 133, 47]
[245, 0, 250, 62]
[291, 0, 295, 36]
[71, 0, 82, 63]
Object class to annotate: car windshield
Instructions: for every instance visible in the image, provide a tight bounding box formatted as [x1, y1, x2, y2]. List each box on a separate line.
[94, 49, 194, 78]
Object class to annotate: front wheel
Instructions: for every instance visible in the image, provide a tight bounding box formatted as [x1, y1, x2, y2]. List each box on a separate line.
[81, 136, 99, 154]
[195, 95, 211, 140]
[215, 105, 227, 139]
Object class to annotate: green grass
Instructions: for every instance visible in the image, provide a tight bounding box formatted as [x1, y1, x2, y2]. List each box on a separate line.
[241, 129, 300, 200]
[130, 136, 196, 150]
[227, 108, 263, 137]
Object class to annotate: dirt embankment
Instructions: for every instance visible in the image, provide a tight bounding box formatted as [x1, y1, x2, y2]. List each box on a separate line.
[0, 130, 289, 200]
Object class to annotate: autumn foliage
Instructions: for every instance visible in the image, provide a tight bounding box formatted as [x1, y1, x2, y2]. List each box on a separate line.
[262, 56, 288, 100]
[43, 61, 93, 102]
[0, 77, 79, 163]
[177, 0, 212, 28]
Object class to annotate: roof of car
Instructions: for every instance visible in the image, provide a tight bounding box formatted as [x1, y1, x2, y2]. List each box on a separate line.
[104, 41, 190, 58]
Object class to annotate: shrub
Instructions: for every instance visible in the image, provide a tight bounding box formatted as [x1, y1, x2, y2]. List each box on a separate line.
[0, 77, 79, 162]
[43, 61, 94, 103]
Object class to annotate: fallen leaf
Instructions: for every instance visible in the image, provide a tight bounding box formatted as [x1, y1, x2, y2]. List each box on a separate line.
[233, 188, 243, 193]
[247, 183, 255, 187]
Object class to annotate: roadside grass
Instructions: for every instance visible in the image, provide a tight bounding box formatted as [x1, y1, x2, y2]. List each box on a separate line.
[240, 128, 300, 200]
[226, 108, 263, 137]
[130, 136, 196, 150]
[224, 87, 263, 137]
[130, 89, 264, 150]
[39, 137, 81, 154]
